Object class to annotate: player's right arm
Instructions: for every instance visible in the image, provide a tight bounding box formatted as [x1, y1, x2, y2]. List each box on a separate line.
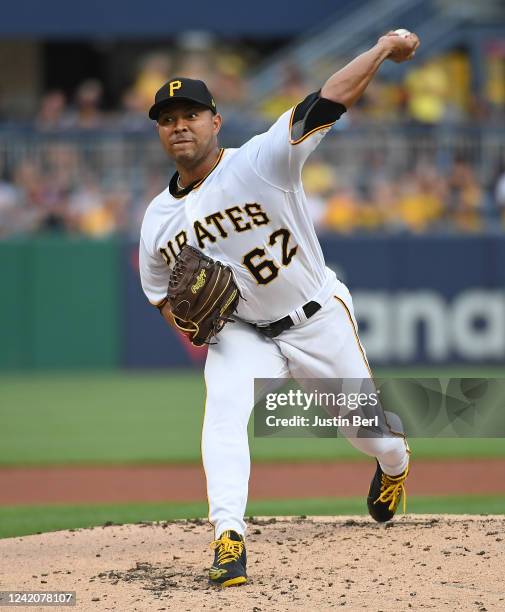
[246, 94, 346, 191]
[247, 31, 419, 191]
[320, 30, 419, 108]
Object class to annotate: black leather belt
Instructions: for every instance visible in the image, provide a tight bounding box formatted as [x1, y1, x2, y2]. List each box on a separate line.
[253, 301, 321, 338]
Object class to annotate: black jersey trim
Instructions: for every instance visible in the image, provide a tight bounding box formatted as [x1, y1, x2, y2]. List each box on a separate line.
[169, 148, 225, 199]
[289, 91, 346, 145]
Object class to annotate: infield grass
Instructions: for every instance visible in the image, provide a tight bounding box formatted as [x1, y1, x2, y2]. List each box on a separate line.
[1, 370, 504, 465]
[0, 495, 504, 539]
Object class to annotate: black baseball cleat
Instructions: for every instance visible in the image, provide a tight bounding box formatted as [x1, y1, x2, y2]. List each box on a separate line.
[209, 530, 247, 587]
[367, 460, 409, 522]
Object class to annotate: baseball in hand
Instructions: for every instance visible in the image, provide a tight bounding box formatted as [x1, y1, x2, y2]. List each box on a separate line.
[382, 28, 419, 62]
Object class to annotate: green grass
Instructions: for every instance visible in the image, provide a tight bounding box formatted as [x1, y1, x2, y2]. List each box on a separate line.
[0, 371, 205, 465]
[1, 370, 504, 466]
[0, 495, 504, 539]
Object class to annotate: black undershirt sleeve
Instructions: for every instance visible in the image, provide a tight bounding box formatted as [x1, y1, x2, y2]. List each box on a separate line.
[290, 91, 346, 143]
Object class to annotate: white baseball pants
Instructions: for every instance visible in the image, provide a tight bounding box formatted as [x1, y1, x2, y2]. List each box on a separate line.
[202, 280, 409, 538]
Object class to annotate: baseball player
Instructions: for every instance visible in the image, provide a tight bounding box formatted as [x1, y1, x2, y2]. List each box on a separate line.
[140, 30, 420, 587]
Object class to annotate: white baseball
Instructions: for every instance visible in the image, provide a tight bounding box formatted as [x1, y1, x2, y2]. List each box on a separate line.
[394, 28, 411, 38]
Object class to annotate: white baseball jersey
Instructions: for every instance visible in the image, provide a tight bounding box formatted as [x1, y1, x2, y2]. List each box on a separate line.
[139, 92, 347, 323]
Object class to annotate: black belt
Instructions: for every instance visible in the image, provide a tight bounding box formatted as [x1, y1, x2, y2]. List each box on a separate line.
[253, 301, 321, 338]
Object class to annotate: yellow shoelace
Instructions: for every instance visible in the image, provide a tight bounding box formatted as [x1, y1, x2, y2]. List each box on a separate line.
[374, 466, 409, 513]
[210, 533, 244, 565]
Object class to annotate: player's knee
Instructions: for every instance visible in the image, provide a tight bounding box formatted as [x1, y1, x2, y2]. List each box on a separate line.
[374, 436, 407, 463]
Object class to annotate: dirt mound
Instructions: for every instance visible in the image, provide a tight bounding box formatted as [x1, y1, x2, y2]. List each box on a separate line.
[1, 516, 503, 611]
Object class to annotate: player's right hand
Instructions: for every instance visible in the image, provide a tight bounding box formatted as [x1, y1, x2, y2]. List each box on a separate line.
[378, 31, 420, 63]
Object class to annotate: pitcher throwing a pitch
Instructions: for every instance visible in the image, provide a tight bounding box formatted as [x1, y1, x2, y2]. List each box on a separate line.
[140, 30, 420, 587]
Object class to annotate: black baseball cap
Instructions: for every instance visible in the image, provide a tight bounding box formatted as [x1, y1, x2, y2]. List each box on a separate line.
[149, 77, 217, 120]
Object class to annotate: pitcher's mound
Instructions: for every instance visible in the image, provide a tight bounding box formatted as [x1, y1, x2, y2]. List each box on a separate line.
[1, 515, 503, 611]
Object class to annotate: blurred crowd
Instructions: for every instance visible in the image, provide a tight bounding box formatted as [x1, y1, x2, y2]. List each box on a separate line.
[19, 38, 505, 130]
[30, 44, 252, 133]
[1, 145, 505, 238]
[0, 149, 165, 238]
[304, 155, 505, 234]
[1, 39, 505, 238]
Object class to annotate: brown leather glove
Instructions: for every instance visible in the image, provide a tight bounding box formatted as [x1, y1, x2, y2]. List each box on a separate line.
[166, 245, 240, 346]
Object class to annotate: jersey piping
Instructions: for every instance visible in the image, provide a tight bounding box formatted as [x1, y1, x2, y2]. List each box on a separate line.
[170, 148, 225, 199]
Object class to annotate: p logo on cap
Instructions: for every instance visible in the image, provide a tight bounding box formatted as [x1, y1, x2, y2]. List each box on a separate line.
[149, 77, 217, 120]
[169, 80, 182, 97]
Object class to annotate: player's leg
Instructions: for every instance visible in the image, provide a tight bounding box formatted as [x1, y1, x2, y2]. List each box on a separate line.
[203, 320, 288, 539]
[277, 285, 409, 477]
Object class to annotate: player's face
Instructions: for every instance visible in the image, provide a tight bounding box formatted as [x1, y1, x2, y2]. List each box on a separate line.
[157, 102, 222, 166]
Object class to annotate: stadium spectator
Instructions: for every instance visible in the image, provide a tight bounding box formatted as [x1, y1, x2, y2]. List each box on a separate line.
[177, 46, 214, 85]
[134, 53, 173, 112]
[12, 160, 69, 233]
[115, 88, 151, 131]
[324, 181, 361, 233]
[259, 62, 308, 120]
[67, 175, 115, 237]
[369, 177, 401, 230]
[65, 80, 105, 130]
[302, 159, 337, 228]
[0, 176, 21, 237]
[211, 52, 247, 106]
[395, 165, 445, 232]
[35, 90, 68, 131]
[404, 60, 450, 125]
[446, 158, 484, 232]
[494, 161, 505, 224]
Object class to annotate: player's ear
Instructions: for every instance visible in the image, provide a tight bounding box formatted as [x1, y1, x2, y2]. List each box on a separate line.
[212, 112, 222, 135]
